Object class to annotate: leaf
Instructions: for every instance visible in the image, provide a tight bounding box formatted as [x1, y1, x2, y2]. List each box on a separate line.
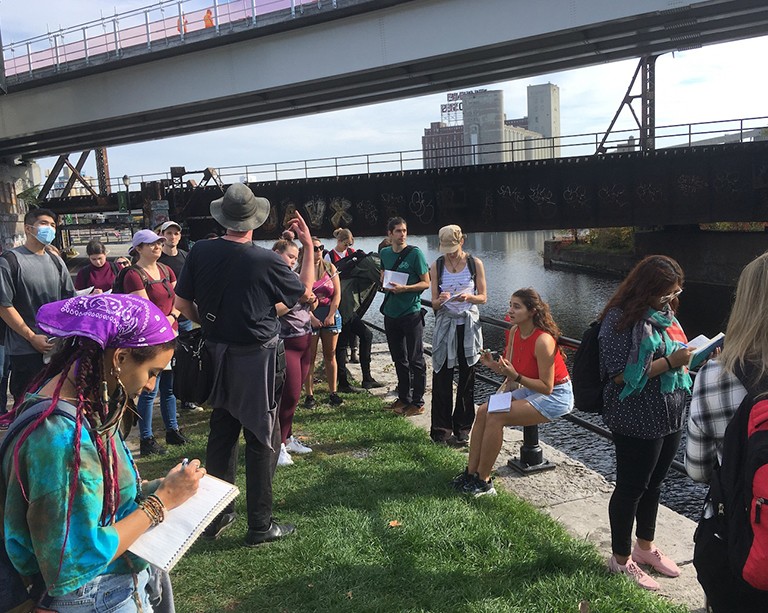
[388, 520, 402, 528]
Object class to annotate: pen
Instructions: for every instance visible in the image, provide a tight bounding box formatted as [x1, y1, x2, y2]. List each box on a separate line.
[181, 458, 189, 470]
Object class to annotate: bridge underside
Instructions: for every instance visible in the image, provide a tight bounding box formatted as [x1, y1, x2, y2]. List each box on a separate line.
[2, 0, 768, 158]
[46, 141, 768, 240]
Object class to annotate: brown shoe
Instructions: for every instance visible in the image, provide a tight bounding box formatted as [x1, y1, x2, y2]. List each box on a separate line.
[404, 404, 426, 417]
[386, 399, 408, 412]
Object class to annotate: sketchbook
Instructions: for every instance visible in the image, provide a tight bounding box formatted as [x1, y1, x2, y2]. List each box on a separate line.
[686, 333, 725, 370]
[128, 474, 239, 572]
[383, 270, 409, 288]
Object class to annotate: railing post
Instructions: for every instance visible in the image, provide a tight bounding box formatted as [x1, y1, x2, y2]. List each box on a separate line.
[113, 18, 121, 56]
[83, 27, 89, 64]
[507, 425, 555, 474]
[27, 42, 32, 76]
[274, 163, 278, 182]
[214, 0, 220, 34]
[250, 0, 257, 25]
[291, 0, 296, 18]
[53, 34, 60, 72]
[366, 155, 370, 175]
[145, 10, 152, 50]
[178, 2, 185, 41]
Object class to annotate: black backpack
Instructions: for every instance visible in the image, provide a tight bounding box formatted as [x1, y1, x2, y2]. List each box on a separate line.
[112, 262, 173, 298]
[571, 320, 605, 414]
[0, 400, 77, 612]
[699, 365, 768, 594]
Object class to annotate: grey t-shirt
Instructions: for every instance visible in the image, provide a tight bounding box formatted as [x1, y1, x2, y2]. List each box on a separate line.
[0, 246, 75, 355]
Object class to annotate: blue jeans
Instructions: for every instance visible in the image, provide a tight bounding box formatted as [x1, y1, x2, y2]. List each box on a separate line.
[137, 370, 178, 440]
[45, 569, 152, 612]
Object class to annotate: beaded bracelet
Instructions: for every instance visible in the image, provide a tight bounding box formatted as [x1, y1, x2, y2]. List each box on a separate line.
[139, 494, 166, 527]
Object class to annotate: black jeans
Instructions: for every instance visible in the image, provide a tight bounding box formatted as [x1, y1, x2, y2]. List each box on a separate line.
[205, 407, 280, 532]
[430, 324, 476, 441]
[336, 317, 373, 384]
[384, 311, 426, 406]
[9, 353, 44, 403]
[609, 430, 683, 556]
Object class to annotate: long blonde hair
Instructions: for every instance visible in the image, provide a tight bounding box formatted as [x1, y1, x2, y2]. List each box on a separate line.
[720, 252, 768, 386]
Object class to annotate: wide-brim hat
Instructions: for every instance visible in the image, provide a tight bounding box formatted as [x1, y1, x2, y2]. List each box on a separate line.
[438, 224, 463, 254]
[210, 183, 270, 232]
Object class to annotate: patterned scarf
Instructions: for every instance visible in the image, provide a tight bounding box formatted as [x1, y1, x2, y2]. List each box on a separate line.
[619, 307, 692, 400]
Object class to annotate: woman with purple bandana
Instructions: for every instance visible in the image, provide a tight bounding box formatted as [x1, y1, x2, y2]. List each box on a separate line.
[0, 294, 204, 611]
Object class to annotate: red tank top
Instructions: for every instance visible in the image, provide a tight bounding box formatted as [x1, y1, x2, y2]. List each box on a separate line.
[512, 328, 569, 383]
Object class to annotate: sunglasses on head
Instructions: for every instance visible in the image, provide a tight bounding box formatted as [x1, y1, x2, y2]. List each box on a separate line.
[313, 245, 325, 252]
[659, 288, 683, 304]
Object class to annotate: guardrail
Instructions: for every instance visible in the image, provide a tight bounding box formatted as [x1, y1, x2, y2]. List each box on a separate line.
[102, 114, 768, 194]
[364, 300, 689, 477]
[1, 0, 336, 79]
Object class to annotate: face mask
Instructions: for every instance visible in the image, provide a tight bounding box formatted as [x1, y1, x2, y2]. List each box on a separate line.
[35, 225, 56, 245]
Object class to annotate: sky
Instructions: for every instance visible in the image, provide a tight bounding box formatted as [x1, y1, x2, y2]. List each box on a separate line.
[2, 0, 768, 183]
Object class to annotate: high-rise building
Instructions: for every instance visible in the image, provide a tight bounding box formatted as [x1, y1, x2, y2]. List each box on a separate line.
[422, 85, 560, 169]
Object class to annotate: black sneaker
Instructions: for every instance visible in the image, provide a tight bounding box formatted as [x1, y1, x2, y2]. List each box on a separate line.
[452, 432, 470, 447]
[202, 511, 237, 539]
[361, 378, 384, 389]
[303, 395, 316, 409]
[140, 436, 167, 457]
[328, 393, 344, 406]
[337, 382, 364, 394]
[166, 429, 188, 445]
[462, 473, 497, 497]
[451, 468, 471, 490]
[244, 521, 295, 547]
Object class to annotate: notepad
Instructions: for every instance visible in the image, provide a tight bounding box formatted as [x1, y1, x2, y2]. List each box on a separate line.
[383, 270, 409, 288]
[128, 474, 239, 572]
[75, 286, 94, 296]
[488, 391, 512, 413]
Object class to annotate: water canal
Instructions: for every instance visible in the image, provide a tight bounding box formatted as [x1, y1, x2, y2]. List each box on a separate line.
[259, 230, 736, 520]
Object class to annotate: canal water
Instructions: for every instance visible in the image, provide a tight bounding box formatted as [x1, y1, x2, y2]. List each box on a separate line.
[263, 230, 734, 520]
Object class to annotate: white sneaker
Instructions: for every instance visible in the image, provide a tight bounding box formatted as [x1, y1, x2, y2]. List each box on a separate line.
[277, 443, 294, 466]
[286, 435, 312, 455]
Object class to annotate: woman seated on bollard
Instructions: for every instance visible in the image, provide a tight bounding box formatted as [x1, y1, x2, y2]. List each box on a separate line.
[686, 252, 768, 611]
[599, 255, 694, 591]
[0, 294, 203, 611]
[453, 288, 574, 497]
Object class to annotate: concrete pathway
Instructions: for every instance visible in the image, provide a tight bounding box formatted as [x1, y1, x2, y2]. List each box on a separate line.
[348, 342, 706, 613]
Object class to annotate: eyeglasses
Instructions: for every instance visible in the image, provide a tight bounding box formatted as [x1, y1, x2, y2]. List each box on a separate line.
[659, 288, 683, 304]
[313, 245, 325, 252]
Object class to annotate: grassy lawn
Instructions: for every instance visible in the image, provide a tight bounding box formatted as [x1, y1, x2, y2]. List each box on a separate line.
[137, 392, 686, 613]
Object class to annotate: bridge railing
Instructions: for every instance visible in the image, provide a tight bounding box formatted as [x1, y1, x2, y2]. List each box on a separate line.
[1, 0, 336, 80]
[103, 114, 768, 193]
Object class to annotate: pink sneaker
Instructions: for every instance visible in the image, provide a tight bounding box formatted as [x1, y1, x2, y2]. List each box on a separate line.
[608, 555, 660, 591]
[631, 544, 681, 578]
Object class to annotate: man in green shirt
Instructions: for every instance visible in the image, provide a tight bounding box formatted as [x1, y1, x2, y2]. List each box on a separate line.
[379, 217, 430, 415]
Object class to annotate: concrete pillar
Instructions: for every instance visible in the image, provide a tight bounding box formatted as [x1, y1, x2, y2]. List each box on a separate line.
[0, 159, 42, 249]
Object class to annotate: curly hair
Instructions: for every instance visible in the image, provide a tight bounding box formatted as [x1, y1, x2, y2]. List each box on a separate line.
[512, 288, 563, 353]
[599, 255, 684, 329]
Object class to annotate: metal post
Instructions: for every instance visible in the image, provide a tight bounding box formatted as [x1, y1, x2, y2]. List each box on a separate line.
[507, 425, 555, 475]
[113, 18, 121, 57]
[250, 0, 257, 25]
[53, 34, 60, 72]
[82, 27, 89, 64]
[366, 155, 370, 175]
[178, 3, 185, 41]
[214, 0, 220, 34]
[27, 42, 32, 76]
[291, 0, 296, 18]
[145, 10, 152, 50]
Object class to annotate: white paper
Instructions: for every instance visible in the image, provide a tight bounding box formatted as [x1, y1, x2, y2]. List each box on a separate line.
[75, 286, 94, 296]
[383, 270, 409, 288]
[128, 474, 239, 571]
[488, 391, 512, 413]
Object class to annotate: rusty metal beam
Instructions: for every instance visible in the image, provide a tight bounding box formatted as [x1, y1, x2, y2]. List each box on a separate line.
[62, 151, 91, 196]
[38, 154, 69, 200]
[63, 157, 99, 198]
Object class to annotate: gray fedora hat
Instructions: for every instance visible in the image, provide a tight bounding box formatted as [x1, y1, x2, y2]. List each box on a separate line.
[210, 183, 270, 231]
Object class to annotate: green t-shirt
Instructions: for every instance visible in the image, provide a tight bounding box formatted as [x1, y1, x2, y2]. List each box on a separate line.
[379, 246, 429, 318]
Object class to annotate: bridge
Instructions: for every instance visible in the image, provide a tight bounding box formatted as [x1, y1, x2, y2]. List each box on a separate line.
[44, 136, 768, 240]
[2, 0, 768, 158]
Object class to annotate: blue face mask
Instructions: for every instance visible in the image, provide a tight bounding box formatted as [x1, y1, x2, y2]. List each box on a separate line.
[35, 225, 56, 245]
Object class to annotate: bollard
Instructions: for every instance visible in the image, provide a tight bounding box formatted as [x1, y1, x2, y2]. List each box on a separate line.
[507, 425, 556, 475]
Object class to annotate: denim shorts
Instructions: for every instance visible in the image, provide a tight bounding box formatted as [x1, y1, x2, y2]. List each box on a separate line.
[44, 568, 152, 612]
[312, 305, 342, 334]
[511, 380, 574, 421]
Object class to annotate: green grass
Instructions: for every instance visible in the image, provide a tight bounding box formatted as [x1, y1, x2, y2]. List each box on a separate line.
[137, 392, 686, 613]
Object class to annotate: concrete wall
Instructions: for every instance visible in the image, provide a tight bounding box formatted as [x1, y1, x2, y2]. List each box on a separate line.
[544, 230, 768, 287]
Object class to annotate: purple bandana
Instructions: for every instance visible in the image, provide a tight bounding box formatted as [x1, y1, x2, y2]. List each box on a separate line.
[36, 294, 176, 349]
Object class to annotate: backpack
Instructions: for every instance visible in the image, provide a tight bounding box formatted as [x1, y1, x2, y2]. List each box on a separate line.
[0, 250, 66, 339]
[435, 254, 477, 288]
[112, 262, 173, 298]
[0, 400, 77, 612]
[571, 320, 605, 414]
[703, 365, 768, 593]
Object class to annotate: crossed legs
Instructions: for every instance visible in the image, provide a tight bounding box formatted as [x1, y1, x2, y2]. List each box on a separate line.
[467, 399, 549, 481]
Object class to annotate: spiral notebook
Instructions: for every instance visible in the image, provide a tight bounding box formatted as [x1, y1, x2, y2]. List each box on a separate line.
[128, 474, 239, 571]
